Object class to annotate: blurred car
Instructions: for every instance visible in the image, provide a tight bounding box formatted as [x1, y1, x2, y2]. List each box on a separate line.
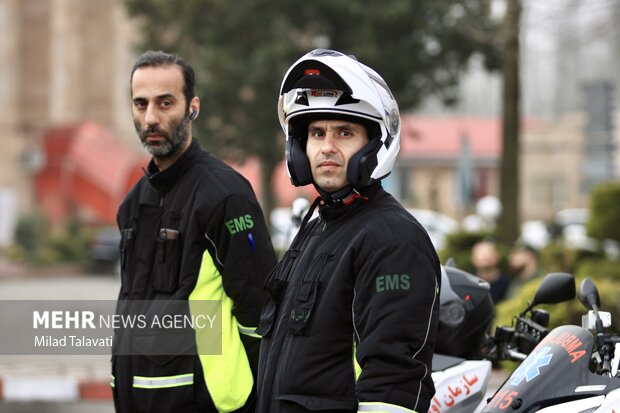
[270, 198, 313, 252]
[406, 209, 459, 252]
[555, 208, 589, 227]
[89, 227, 121, 275]
[271, 207, 295, 252]
[271, 203, 459, 253]
[554, 208, 597, 251]
[519, 220, 551, 250]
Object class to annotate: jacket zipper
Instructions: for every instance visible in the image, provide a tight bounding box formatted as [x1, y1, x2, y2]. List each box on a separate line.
[319, 209, 327, 232]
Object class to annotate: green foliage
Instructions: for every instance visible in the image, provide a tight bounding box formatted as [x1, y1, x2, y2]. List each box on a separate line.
[123, 0, 499, 212]
[14, 212, 49, 257]
[537, 240, 580, 274]
[12, 214, 90, 265]
[45, 231, 90, 263]
[588, 181, 620, 243]
[537, 240, 612, 276]
[576, 257, 620, 280]
[4, 244, 26, 262]
[35, 245, 62, 266]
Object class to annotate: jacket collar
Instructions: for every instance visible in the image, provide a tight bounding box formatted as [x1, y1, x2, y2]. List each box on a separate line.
[145, 137, 201, 195]
[318, 183, 383, 223]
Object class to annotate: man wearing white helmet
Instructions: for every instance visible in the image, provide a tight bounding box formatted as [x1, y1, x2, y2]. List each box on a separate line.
[256, 49, 441, 413]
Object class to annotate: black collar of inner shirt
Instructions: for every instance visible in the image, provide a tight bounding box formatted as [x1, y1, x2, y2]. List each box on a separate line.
[145, 137, 201, 196]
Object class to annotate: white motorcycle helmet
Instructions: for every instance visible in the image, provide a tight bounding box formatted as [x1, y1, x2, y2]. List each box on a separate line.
[278, 49, 401, 195]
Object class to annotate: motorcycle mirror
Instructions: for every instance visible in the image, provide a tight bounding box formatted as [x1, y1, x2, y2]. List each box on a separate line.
[577, 277, 601, 310]
[523, 272, 575, 314]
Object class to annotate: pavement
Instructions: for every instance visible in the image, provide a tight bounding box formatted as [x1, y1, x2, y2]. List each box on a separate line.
[485, 368, 509, 398]
[0, 263, 118, 410]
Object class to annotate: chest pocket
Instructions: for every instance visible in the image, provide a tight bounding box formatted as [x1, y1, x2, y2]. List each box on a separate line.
[256, 249, 299, 338]
[119, 221, 137, 295]
[152, 211, 183, 294]
[289, 252, 332, 335]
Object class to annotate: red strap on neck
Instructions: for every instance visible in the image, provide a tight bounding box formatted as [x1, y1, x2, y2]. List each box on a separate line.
[342, 193, 369, 206]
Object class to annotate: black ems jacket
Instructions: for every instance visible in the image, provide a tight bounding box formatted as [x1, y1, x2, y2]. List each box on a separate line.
[113, 138, 277, 413]
[256, 184, 441, 413]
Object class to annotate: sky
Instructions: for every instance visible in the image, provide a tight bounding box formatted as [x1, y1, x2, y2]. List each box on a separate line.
[418, 0, 620, 118]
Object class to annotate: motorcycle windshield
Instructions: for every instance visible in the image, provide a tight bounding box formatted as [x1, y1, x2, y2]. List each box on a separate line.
[482, 325, 598, 412]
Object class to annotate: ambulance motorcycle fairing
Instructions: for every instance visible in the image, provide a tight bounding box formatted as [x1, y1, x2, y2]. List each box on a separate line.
[481, 277, 620, 413]
[429, 267, 577, 413]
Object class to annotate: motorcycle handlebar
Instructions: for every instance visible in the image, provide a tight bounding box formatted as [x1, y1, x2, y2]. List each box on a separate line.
[487, 315, 549, 362]
[507, 349, 527, 361]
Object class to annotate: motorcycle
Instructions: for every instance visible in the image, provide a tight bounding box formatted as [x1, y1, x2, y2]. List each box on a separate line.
[480, 276, 620, 412]
[430, 265, 576, 413]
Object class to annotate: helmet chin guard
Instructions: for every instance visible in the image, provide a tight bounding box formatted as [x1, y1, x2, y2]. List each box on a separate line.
[278, 49, 400, 191]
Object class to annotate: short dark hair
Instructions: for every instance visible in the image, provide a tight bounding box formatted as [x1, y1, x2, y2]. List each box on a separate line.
[130, 50, 196, 108]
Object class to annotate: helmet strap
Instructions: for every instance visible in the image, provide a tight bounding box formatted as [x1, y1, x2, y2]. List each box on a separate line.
[297, 196, 323, 233]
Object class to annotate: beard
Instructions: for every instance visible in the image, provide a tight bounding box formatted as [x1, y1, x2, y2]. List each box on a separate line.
[135, 115, 190, 158]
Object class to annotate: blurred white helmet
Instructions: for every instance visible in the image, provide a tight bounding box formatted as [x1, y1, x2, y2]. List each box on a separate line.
[278, 49, 400, 190]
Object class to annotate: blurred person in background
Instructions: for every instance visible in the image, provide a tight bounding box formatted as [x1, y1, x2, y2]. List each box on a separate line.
[507, 243, 541, 297]
[471, 239, 511, 304]
[112, 50, 277, 413]
[256, 49, 440, 413]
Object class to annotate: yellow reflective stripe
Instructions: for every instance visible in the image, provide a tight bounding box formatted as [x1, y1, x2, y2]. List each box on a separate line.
[238, 322, 261, 338]
[353, 342, 362, 380]
[358, 402, 418, 413]
[110, 374, 115, 388]
[189, 249, 253, 412]
[133, 373, 194, 389]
